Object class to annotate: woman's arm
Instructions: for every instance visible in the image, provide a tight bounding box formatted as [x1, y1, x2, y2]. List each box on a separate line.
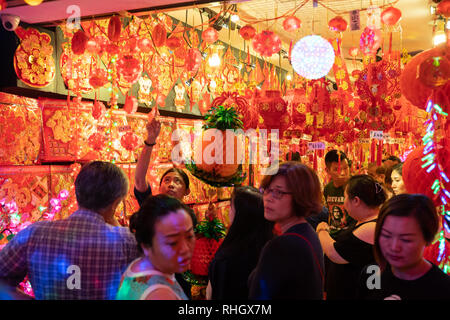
[144, 287, 179, 300]
[317, 222, 349, 264]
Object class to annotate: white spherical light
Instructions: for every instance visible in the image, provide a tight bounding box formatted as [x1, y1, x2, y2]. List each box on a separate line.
[291, 35, 335, 80]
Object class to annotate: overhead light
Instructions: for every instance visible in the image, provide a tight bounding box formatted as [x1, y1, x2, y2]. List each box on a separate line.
[208, 53, 221, 67]
[286, 74, 292, 81]
[430, 6, 436, 15]
[433, 32, 446, 46]
[230, 14, 239, 23]
[446, 20, 450, 30]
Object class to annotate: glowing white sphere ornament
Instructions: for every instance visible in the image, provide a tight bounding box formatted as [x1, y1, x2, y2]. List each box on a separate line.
[291, 35, 335, 80]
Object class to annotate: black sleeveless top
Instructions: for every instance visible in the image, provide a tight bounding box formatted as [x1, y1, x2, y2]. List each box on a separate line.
[325, 219, 377, 300]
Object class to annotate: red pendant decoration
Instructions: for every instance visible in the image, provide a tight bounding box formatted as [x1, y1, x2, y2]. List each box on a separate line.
[258, 90, 289, 136]
[88, 132, 105, 151]
[381, 7, 402, 26]
[85, 37, 101, 54]
[328, 16, 348, 32]
[202, 27, 219, 44]
[252, 30, 282, 57]
[120, 131, 140, 151]
[185, 48, 202, 73]
[89, 68, 108, 89]
[124, 94, 138, 114]
[283, 16, 301, 32]
[92, 100, 106, 120]
[210, 92, 258, 130]
[116, 55, 143, 84]
[137, 37, 153, 53]
[71, 30, 88, 55]
[166, 36, 182, 50]
[349, 47, 359, 57]
[152, 24, 166, 47]
[239, 25, 256, 40]
[107, 16, 122, 42]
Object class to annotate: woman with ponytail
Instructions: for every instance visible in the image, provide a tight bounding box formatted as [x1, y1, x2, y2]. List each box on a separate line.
[317, 174, 387, 299]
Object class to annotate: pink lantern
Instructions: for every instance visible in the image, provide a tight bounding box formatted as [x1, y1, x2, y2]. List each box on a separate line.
[202, 27, 219, 44]
[121, 131, 140, 151]
[116, 55, 143, 84]
[124, 94, 138, 114]
[239, 25, 256, 40]
[252, 31, 282, 57]
[283, 16, 301, 32]
[185, 48, 202, 73]
[381, 7, 402, 25]
[328, 16, 348, 32]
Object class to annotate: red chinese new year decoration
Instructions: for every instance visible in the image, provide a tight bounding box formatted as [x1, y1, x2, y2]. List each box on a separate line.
[252, 31, 282, 57]
[418, 56, 450, 88]
[85, 38, 101, 54]
[437, 0, 450, 18]
[152, 24, 166, 47]
[124, 94, 138, 114]
[137, 37, 152, 53]
[202, 27, 219, 44]
[166, 36, 182, 50]
[88, 132, 105, 151]
[239, 25, 256, 40]
[360, 27, 383, 56]
[210, 92, 258, 130]
[91, 100, 106, 120]
[71, 30, 88, 55]
[89, 68, 108, 89]
[258, 90, 289, 136]
[120, 131, 140, 151]
[116, 55, 143, 84]
[381, 7, 402, 26]
[107, 16, 122, 42]
[283, 16, 301, 32]
[328, 16, 348, 32]
[185, 48, 202, 73]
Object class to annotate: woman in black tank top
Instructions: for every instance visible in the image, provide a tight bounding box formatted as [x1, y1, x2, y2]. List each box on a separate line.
[316, 175, 387, 299]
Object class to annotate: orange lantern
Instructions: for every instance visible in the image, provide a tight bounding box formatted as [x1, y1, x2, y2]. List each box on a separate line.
[202, 27, 219, 44]
[283, 16, 301, 32]
[239, 25, 256, 40]
[381, 7, 402, 25]
[328, 16, 348, 32]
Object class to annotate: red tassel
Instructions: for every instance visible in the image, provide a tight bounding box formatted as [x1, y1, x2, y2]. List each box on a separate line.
[313, 150, 318, 171]
[371, 139, 376, 163]
[377, 139, 383, 166]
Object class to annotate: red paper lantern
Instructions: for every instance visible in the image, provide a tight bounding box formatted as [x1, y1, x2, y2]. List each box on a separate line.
[418, 56, 450, 88]
[166, 36, 182, 50]
[89, 68, 108, 89]
[283, 16, 301, 32]
[252, 31, 282, 57]
[402, 146, 441, 204]
[137, 37, 152, 53]
[381, 7, 402, 26]
[185, 48, 202, 73]
[239, 25, 256, 41]
[107, 16, 122, 42]
[152, 24, 166, 47]
[92, 100, 106, 120]
[71, 30, 88, 55]
[124, 94, 138, 114]
[88, 132, 105, 151]
[121, 131, 140, 151]
[400, 45, 447, 107]
[328, 16, 348, 32]
[116, 55, 143, 84]
[437, 0, 450, 18]
[202, 27, 219, 44]
[86, 38, 101, 54]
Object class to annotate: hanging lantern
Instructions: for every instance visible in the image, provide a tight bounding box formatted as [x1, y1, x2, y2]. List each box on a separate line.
[152, 24, 166, 47]
[380, 7, 402, 26]
[116, 55, 143, 84]
[328, 16, 348, 32]
[418, 56, 450, 88]
[202, 27, 219, 44]
[137, 37, 153, 53]
[124, 94, 138, 114]
[185, 48, 202, 73]
[359, 27, 383, 55]
[121, 131, 140, 151]
[166, 36, 182, 50]
[252, 30, 282, 57]
[88, 132, 105, 151]
[437, 0, 450, 18]
[89, 68, 108, 89]
[291, 35, 335, 80]
[71, 30, 88, 55]
[239, 25, 256, 40]
[283, 16, 301, 32]
[107, 16, 122, 42]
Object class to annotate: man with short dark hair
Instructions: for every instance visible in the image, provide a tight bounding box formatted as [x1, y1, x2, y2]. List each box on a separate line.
[0, 161, 140, 299]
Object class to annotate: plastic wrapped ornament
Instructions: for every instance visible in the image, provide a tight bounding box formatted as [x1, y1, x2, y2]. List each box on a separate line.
[116, 55, 143, 84]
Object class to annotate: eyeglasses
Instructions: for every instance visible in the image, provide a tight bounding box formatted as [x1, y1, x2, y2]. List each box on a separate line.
[260, 188, 292, 199]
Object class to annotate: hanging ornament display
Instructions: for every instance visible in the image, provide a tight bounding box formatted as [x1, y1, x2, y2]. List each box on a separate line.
[152, 23, 167, 47]
[166, 36, 182, 50]
[291, 35, 335, 80]
[239, 25, 256, 40]
[283, 16, 301, 32]
[13, 26, 55, 88]
[116, 55, 143, 84]
[437, 0, 450, 18]
[92, 100, 106, 120]
[107, 16, 122, 42]
[123, 94, 138, 114]
[251, 30, 282, 57]
[359, 27, 383, 56]
[71, 30, 88, 55]
[328, 16, 348, 32]
[120, 131, 140, 151]
[185, 48, 202, 73]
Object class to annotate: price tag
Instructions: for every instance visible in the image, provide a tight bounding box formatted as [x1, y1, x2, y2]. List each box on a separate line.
[359, 138, 370, 144]
[307, 142, 326, 150]
[118, 125, 131, 132]
[301, 134, 312, 141]
[370, 130, 384, 140]
[291, 138, 300, 144]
